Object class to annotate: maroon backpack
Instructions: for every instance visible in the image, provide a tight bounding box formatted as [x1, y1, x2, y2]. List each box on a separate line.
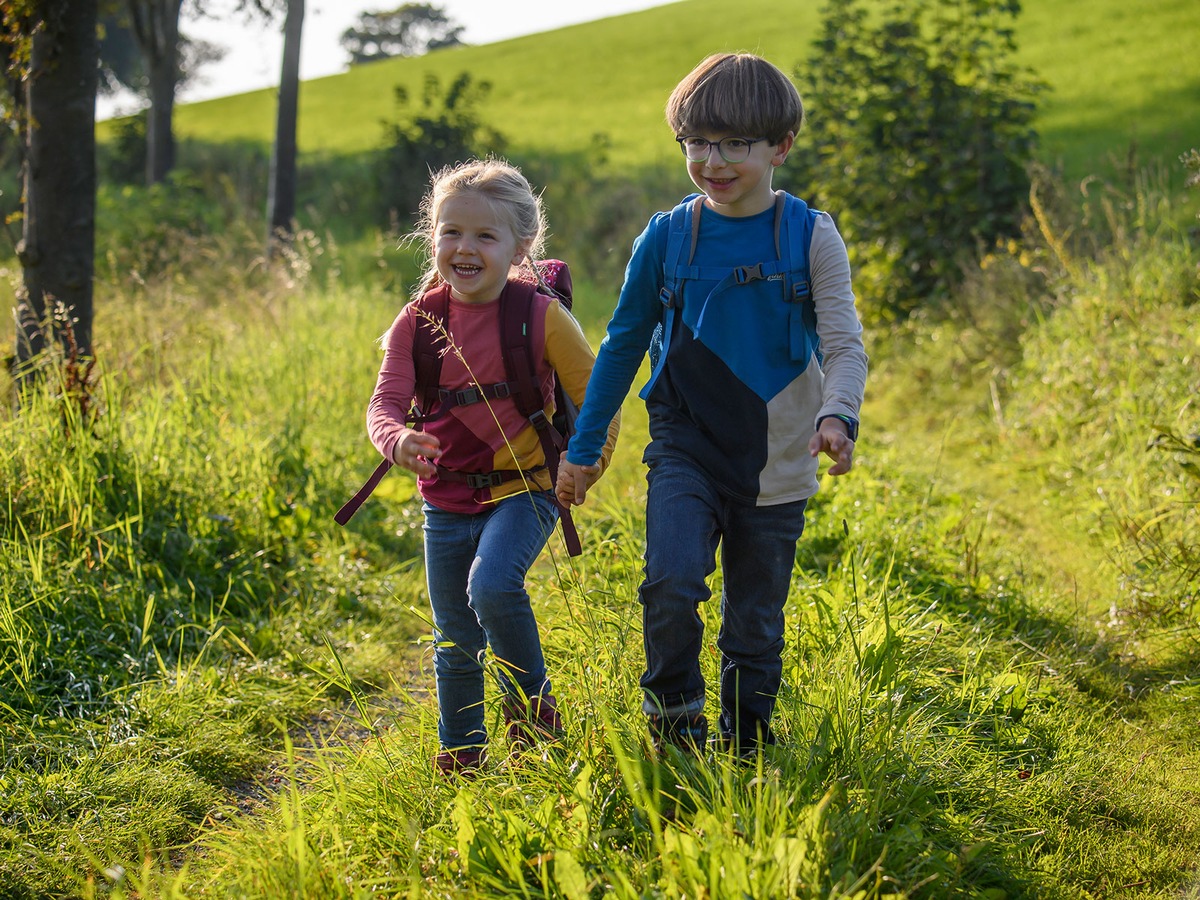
[336, 261, 581, 556]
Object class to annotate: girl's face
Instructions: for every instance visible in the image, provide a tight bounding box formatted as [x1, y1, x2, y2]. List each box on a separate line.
[433, 193, 527, 304]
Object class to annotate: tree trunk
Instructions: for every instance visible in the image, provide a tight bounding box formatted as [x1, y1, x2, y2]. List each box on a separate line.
[15, 0, 99, 384]
[128, 0, 182, 184]
[267, 0, 304, 255]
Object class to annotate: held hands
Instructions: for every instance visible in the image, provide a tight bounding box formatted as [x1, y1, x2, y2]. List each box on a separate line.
[556, 454, 601, 507]
[393, 429, 441, 479]
[809, 417, 856, 476]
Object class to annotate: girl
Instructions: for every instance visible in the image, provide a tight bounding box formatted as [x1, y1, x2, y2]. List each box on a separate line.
[366, 159, 618, 774]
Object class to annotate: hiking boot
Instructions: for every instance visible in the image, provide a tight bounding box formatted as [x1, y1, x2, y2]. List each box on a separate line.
[502, 693, 565, 752]
[648, 712, 709, 755]
[433, 746, 487, 776]
[714, 733, 763, 765]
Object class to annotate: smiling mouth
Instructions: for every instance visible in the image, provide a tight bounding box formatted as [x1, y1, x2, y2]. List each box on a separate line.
[452, 264, 482, 276]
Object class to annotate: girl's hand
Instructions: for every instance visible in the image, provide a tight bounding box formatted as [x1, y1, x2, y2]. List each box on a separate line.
[393, 430, 441, 478]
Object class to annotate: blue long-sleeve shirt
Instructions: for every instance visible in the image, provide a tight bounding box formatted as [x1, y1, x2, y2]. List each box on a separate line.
[568, 195, 867, 505]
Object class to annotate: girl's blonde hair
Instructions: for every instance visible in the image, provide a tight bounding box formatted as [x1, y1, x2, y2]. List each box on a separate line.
[666, 53, 803, 145]
[411, 158, 548, 297]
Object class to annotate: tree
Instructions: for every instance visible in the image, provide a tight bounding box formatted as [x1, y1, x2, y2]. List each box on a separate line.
[340, 3, 463, 65]
[787, 0, 1042, 320]
[126, 0, 184, 184]
[5, 0, 100, 387]
[122, 0, 248, 185]
[267, 0, 303, 254]
[99, 8, 223, 104]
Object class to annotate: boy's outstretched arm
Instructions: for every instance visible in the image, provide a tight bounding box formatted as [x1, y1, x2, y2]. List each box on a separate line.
[809, 416, 856, 476]
[556, 456, 601, 507]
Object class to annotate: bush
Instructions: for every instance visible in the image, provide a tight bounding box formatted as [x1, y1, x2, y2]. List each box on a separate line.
[374, 70, 506, 225]
[786, 0, 1043, 322]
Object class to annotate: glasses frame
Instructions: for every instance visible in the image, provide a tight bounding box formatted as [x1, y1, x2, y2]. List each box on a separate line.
[676, 135, 767, 164]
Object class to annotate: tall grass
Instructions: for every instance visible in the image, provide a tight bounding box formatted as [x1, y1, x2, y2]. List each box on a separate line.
[4, 149, 1199, 897]
[121, 428, 1196, 898]
[61, 169, 1199, 892]
[0, 238, 424, 896]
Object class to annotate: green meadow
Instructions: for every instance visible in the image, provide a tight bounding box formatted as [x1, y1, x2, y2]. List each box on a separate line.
[4, 0, 1200, 897]
[165, 0, 1200, 187]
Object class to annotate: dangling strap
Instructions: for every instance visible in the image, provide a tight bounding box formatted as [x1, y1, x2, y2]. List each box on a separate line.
[499, 280, 582, 556]
[334, 457, 391, 525]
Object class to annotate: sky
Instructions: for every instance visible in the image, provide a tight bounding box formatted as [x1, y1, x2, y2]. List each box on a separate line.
[98, 0, 680, 119]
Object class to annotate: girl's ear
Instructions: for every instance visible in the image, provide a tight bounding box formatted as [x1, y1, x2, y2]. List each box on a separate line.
[511, 243, 531, 267]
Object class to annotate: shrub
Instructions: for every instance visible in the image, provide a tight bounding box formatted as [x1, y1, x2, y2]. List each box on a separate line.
[374, 71, 506, 225]
[786, 0, 1043, 322]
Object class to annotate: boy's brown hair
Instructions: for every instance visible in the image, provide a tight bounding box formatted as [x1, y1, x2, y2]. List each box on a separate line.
[666, 53, 804, 145]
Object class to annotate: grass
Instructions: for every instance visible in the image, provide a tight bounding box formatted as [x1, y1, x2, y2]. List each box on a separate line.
[4, 167, 1198, 896]
[1, 2, 1197, 895]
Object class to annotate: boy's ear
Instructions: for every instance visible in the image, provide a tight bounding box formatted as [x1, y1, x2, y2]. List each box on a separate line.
[772, 131, 796, 166]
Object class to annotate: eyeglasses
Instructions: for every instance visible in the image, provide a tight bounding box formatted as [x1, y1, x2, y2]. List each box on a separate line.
[676, 136, 766, 164]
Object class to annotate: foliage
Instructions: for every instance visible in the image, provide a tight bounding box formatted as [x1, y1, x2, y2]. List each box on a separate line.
[783, 0, 1043, 322]
[98, 7, 226, 100]
[340, 2, 463, 65]
[374, 70, 506, 226]
[99, 109, 147, 183]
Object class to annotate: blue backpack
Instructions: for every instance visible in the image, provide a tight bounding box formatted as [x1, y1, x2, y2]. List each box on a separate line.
[648, 191, 822, 382]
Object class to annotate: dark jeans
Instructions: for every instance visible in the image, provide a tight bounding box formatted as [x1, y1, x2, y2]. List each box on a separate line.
[422, 490, 558, 749]
[639, 455, 807, 749]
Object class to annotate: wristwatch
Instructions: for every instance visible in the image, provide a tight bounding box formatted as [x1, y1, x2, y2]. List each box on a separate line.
[818, 414, 859, 442]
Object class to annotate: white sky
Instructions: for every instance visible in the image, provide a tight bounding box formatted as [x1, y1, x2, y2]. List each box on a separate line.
[98, 0, 679, 119]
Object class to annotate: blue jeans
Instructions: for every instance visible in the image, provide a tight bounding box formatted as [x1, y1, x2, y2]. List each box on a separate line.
[639, 455, 807, 750]
[422, 490, 559, 749]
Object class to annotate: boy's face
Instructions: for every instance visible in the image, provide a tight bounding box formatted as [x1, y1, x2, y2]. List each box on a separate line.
[681, 130, 794, 218]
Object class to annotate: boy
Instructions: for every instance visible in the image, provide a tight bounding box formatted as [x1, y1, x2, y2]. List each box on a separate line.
[557, 53, 867, 757]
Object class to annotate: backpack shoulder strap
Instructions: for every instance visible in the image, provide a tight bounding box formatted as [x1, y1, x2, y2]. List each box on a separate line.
[498, 278, 581, 555]
[409, 285, 452, 422]
[779, 193, 822, 362]
[648, 194, 704, 374]
[660, 193, 704, 308]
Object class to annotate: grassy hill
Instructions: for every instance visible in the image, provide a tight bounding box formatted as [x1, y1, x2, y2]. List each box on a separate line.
[165, 0, 1200, 187]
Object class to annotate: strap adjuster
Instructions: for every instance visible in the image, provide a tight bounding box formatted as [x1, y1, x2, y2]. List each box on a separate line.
[528, 409, 549, 430]
[659, 286, 676, 309]
[466, 472, 505, 489]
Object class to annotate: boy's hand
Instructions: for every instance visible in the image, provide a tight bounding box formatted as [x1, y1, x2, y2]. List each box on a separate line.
[809, 417, 856, 476]
[556, 456, 601, 507]
[393, 429, 441, 479]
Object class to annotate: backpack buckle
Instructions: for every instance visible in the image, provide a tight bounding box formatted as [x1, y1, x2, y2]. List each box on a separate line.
[455, 386, 483, 406]
[791, 279, 811, 302]
[735, 263, 765, 284]
[493, 382, 511, 399]
[528, 409, 549, 430]
[466, 472, 505, 489]
[659, 286, 676, 309]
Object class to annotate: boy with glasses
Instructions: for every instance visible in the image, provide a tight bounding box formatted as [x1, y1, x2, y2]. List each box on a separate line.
[557, 53, 867, 758]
